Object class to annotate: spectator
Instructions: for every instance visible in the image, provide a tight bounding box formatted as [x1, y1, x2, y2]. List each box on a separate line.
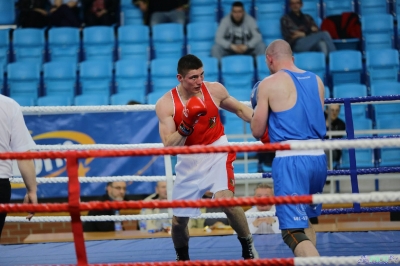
[280, 0, 336, 60]
[211, 1, 266, 60]
[16, 0, 49, 28]
[244, 183, 280, 234]
[203, 191, 230, 229]
[324, 104, 346, 167]
[133, 0, 188, 27]
[127, 100, 141, 105]
[81, 0, 119, 26]
[49, 0, 81, 27]
[83, 181, 128, 232]
[140, 181, 171, 232]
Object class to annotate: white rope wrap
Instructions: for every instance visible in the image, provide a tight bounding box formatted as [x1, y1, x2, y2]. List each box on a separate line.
[6, 211, 276, 223]
[31, 138, 400, 152]
[294, 255, 400, 265]
[6, 191, 400, 223]
[21, 105, 155, 114]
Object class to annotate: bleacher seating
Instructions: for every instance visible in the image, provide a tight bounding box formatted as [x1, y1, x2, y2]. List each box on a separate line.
[200, 56, 219, 82]
[329, 50, 363, 86]
[221, 0, 252, 17]
[257, 18, 282, 47]
[115, 59, 148, 93]
[187, 22, 217, 58]
[118, 25, 150, 62]
[111, 92, 146, 105]
[13, 28, 45, 64]
[254, 2, 285, 20]
[150, 58, 179, 92]
[43, 61, 77, 98]
[322, 0, 354, 17]
[366, 49, 399, 85]
[0, 1, 15, 25]
[37, 95, 72, 106]
[75, 94, 110, 106]
[83, 26, 115, 62]
[79, 60, 113, 95]
[221, 55, 254, 91]
[0, 29, 9, 69]
[152, 23, 184, 59]
[256, 54, 270, 81]
[370, 81, 400, 96]
[189, 0, 218, 22]
[48, 27, 80, 63]
[361, 14, 394, 51]
[358, 0, 388, 16]
[7, 62, 40, 100]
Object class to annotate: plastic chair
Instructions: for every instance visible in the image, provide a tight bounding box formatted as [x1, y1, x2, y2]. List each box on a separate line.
[322, 0, 354, 17]
[152, 23, 184, 59]
[147, 90, 166, 104]
[301, 1, 320, 23]
[150, 58, 179, 92]
[83, 26, 115, 62]
[13, 28, 45, 64]
[118, 25, 150, 62]
[370, 81, 400, 96]
[221, 55, 254, 91]
[329, 50, 362, 86]
[199, 56, 219, 82]
[122, 8, 142, 25]
[340, 148, 374, 168]
[115, 59, 148, 93]
[366, 49, 399, 84]
[189, 4, 218, 23]
[379, 148, 400, 167]
[79, 60, 113, 95]
[255, 2, 285, 20]
[0, 29, 9, 68]
[333, 84, 367, 119]
[111, 92, 145, 105]
[325, 86, 331, 98]
[43, 61, 77, 98]
[187, 22, 217, 58]
[374, 104, 400, 120]
[256, 54, 270, 80]
[7, 62, 41, 100]
[74, 94, 110, 106]
[358, 0, 388, 15]
[48, 27, 80, 63]
[361, 14, 394, 51]
[294, 52, 326, 82]
[257, 19, 282, 47]
[37, 95, 72, 106]
[221, 0, 252, 17]
[0, 1, 15, 25]
[11, 96, 36, 106]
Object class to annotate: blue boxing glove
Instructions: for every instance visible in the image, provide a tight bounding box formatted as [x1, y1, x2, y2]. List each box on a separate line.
[250, 81, 261, 109]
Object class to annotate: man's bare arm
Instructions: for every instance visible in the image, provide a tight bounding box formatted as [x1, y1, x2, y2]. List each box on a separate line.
[17, 158, 37, 220]
[251, 80, 269, 139]
[155, 97, 186, 147]
[316, 76, 325, 111]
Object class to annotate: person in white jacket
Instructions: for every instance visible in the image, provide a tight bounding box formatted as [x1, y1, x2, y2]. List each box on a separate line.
[245, 183, 280, 234]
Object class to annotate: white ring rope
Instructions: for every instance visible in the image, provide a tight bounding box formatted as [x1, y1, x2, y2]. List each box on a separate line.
[31, 138, 400, 152]
[294, 255, 400, 266]
[6, 191, 400, 223]
[10, 174, 263, 183]
[21, 104, 156, 114]
[6, 211, 277, 223]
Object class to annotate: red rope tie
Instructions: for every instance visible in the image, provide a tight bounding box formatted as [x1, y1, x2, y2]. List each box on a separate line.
[0, 196, 313, 213]
[0, 143, 291, 160]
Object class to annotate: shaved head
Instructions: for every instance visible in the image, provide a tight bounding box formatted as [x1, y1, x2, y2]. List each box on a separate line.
[266, 39, 293, 59]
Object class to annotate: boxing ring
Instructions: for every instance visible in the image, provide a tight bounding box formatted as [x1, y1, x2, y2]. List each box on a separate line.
[1, 96, 400, 265]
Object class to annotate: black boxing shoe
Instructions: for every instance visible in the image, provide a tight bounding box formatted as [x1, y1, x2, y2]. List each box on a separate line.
[175, 246, 190, 261]
[238, 235, 259, 259]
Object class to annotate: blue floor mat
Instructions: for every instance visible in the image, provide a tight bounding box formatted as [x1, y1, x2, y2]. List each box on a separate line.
[1, 231, 400, 265]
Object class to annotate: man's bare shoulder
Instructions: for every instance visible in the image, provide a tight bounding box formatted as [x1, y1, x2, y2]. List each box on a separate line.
[204, 81, 225, 91]
[155, 91, 173, 117]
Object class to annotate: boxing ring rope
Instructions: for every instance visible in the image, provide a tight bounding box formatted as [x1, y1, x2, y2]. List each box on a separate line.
[4, 95, 398, 265]
[2, 140, 400, 265]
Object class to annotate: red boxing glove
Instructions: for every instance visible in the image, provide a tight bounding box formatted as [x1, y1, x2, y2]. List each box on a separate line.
[260, 127, 270, 143]
[178, 96, 207, 136]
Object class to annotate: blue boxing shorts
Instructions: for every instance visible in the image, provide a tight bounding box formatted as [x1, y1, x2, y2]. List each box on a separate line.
[272, 149, 327, 230]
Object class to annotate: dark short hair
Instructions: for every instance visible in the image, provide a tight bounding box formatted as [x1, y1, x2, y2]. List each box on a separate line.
[177, 54, 203, 77]
[254, 183, 273, 191]
[232, 1, 244, 8]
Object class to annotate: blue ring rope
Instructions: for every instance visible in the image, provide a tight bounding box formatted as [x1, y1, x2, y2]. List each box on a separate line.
[325, 95, 400, 104]
[321, 206, 400, 215]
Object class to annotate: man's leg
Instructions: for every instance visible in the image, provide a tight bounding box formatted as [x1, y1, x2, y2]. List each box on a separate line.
[281, 227, 319, 257]
[211, 44, 232, 60]
[172, 215, 190, 261]
[214, 190, 259, 259]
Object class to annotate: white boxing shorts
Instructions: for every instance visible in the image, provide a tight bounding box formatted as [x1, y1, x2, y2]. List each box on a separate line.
[172, 135, 236, 217]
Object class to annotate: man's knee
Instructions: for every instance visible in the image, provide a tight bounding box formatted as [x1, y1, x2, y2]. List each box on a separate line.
[281, 228, 310, 252]
[172, 216, 189, 227]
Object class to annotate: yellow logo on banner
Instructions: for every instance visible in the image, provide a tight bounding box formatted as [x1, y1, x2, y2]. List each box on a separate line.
[12, 131, 95, 189]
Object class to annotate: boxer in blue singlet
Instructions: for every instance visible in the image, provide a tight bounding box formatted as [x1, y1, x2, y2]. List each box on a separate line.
[250, 39, 327, 257]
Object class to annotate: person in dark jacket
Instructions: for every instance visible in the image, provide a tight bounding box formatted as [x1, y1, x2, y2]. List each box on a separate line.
[16, 0, 50, 28]
[81, 0, 119, 26]
[133, 0, 188, 26]
[324, 104, 346, 167]
[83, 181, 128, 232]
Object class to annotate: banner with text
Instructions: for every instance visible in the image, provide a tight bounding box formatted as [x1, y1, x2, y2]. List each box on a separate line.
[11, 111, 165, 200]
